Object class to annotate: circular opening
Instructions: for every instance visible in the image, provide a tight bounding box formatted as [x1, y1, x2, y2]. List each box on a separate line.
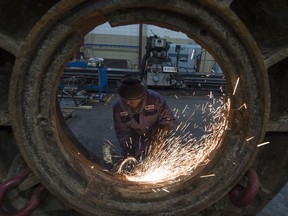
[57, 23, 227, 184]
[9, 1, 269, 215]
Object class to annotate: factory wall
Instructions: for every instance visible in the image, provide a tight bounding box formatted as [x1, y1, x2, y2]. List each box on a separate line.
[81, 25, 220, 74]
[84, 34, 140, 68]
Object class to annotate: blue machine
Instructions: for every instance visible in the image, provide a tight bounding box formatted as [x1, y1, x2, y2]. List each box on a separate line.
[79, 65, 108, 100]
[59, 60, 108, 103]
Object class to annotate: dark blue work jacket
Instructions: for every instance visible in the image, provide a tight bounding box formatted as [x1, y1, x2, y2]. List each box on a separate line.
[113, 89, 175, 158]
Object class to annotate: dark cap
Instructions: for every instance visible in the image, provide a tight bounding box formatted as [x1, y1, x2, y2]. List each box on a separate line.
[117, 74, 147, 100]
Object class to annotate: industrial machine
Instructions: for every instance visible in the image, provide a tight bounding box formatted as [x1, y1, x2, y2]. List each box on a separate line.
[140, 35, 185, 87]
[59, 57, 109, 103]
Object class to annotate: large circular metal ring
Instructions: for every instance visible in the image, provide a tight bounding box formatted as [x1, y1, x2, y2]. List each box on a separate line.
[8, 0, 269, 215]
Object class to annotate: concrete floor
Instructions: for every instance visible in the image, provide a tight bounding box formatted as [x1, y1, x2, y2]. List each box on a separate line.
[62, 90, 288, 215]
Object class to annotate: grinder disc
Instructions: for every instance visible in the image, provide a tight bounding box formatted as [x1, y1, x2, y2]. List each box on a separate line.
[117, 157, 138, 174]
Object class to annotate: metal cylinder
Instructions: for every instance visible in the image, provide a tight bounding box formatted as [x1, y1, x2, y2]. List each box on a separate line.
[1, 0, 287, 215]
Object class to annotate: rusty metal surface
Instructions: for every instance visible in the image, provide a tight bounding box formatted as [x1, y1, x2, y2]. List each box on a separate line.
[0, 0, 287, 215]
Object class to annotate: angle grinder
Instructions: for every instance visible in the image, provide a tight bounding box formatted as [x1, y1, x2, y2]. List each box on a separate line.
[117, 156, 138, 174]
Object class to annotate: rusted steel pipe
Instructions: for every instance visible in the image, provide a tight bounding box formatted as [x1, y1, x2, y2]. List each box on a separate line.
[7, 0, 270, 215]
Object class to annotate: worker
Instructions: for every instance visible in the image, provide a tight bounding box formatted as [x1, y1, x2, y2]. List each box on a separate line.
[113, 74, 175, 162]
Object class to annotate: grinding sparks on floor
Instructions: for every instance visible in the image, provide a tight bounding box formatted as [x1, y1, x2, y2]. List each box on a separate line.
[125, 96, 231, 184]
